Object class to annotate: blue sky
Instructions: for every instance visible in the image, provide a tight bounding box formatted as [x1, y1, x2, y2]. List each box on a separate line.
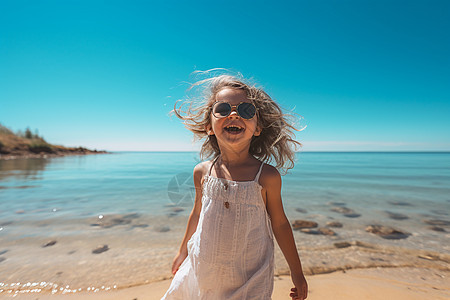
[1, 0, 449, 151]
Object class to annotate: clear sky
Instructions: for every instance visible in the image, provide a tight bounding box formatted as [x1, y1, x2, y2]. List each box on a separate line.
[1, 0, 449, 151]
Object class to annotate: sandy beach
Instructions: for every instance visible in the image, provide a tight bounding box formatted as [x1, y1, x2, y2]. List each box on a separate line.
[3, 267, 449, 299]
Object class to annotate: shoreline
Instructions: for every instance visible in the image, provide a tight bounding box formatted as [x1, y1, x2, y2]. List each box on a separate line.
[2, 267, 449, 299]
[1, 230, 449, 296]
[0, 151, 110, 161]
[1, 212, 449, 296]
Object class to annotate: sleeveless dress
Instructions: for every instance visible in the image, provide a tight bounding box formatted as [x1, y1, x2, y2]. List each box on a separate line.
[161, 158, 275, 300]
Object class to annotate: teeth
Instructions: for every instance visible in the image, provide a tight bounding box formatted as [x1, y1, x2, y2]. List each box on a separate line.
[225, 125, 243, 129]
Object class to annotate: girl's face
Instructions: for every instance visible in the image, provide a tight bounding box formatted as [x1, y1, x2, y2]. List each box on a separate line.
[207, 88, 261, 148]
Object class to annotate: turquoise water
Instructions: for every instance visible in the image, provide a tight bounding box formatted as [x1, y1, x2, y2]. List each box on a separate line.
[1, 152, 449, 223]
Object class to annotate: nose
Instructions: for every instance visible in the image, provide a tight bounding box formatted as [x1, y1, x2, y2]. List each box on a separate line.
[228, 107, 239, 119]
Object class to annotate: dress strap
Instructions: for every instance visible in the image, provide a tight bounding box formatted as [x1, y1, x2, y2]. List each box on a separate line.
[254, 161, 264, 182]
[208, 156, 220, 176]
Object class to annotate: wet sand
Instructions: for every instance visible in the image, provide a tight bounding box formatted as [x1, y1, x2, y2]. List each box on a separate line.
[2, 267, 449, 299]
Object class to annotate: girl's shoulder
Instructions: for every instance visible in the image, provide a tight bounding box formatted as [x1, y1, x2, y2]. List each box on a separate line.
[193, 160, 214, 185]
[259, 162, 282, 188]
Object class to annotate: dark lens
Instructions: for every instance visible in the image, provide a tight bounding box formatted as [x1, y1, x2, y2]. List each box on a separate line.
[212, 102, 231, 118]
[237, 103, 256, 119]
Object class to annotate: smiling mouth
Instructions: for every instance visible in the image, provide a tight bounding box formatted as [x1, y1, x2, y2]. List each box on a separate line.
[224, 125, 244, 133]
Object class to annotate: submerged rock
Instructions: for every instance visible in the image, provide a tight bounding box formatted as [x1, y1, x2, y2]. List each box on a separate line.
[299, 228, 321, 235]
[90, 214, 132, 228]
[132, 224, 149, 229]
[295, 208, 307, 213]
[423, 219, 450, 226]
[92, 245, 109, 254]
[331, 206, 361, 218]
[292, 220, 318, 230]
[154, 225, 170, 233]
[388, 201, 413, 206]
[385, 211, 409, 220]
[42, 240, 57, 247]
[428, 226, 446, 232]
[123, 213, 141, 219]
[365, 225, 410, 240]
[343, 213, 361, 218]
[331, 207, 354, 214]
[326, 221, 343, 228]
[334, 242, 351, 248]
[318, 228, 336, 236]
[170, 207, 184, 213]
[327, 201, 346, 206]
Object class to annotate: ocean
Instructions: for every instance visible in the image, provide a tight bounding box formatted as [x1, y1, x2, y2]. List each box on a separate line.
[0, 152, 449, 296]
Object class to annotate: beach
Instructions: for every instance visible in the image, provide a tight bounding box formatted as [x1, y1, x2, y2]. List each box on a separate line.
[3, 268, 449, 299]
[0, 152, 449, 299]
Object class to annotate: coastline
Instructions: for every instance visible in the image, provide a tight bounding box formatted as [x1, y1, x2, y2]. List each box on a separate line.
[0, 150, 110, 161]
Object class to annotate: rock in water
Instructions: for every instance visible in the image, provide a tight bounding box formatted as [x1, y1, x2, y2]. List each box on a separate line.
[154, 225, 170, 232]
[326, 221, 343, 228]
[334, 242, 351, 248]
[170, 207, 184, 213]
[388, 201, 413, 206]
[327, 201, 346, 206]
[423, 219, 450, 226]
[292, 220, 318, 230]
[42, 240, 57, 247]
[90, 214, 132, 228]
[385, 211, 409, 220]
[331, 206, 361, 218]
[331, 207, 354, 214]
[318, 228, 336, 236]
[295, 208, 307, 213]
[428, 226, 446, 232]
[365, 225, 410, 240]
[300, 228, 321, 235]
[92, 245, 109, 254]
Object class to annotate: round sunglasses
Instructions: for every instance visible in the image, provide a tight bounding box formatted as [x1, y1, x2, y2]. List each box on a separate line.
[211, 101, 257, 120]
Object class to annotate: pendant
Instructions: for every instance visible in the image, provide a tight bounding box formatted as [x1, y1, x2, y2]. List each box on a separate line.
[223, 182, 228, 190]
[224, 201, 230, 209]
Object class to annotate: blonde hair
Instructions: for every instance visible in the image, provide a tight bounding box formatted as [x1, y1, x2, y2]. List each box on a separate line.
[173, 70, 304, 174]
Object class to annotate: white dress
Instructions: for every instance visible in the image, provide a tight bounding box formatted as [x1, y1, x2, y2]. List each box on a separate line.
[161, 158, 275, 300]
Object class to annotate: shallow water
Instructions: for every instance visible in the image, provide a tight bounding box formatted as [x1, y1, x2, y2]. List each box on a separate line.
[0, 152, 449, 296]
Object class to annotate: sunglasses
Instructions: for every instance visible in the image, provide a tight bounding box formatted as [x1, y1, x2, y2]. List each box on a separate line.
[211, 101, 257, 120]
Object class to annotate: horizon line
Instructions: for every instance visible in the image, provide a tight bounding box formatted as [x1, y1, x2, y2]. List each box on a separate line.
[106, 150, 450, 153]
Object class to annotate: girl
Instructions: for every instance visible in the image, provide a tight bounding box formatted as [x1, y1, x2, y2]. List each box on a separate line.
[162, 72, 308, 300]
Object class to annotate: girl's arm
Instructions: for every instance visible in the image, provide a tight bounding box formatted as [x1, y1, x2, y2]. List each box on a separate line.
[171, 163, 205, 275]
[264, 166, 308, 300]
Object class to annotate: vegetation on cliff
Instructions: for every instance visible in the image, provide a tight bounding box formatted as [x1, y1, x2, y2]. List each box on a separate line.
[0, 123, 107, 159]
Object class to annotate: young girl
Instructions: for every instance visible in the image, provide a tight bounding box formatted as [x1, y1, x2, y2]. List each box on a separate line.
[162, 72, 308, 300]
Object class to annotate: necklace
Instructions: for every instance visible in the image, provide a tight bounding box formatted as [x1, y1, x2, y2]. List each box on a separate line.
[216, 156, 230, 209]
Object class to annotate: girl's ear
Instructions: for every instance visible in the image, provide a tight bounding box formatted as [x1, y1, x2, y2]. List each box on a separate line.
[206, 124, 214, 136]
[254, 126, 262, 137]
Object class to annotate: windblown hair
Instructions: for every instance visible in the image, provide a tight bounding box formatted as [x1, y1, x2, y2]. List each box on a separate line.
[173, 70, 304, 174]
